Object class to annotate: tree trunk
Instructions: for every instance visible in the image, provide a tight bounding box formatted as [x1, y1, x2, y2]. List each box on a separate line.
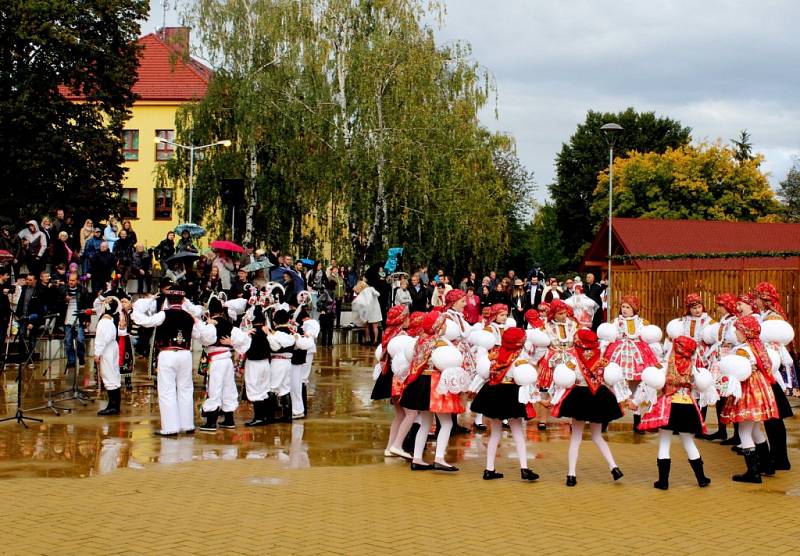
[244, 145, 257, 243]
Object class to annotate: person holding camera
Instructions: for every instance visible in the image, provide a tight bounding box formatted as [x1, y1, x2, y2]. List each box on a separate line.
[60, 273, 92, 369]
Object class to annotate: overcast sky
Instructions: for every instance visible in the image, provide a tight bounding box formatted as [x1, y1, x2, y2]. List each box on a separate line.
[145, 0, 800, 201]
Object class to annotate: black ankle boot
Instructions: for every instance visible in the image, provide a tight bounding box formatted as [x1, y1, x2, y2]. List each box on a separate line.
[633, 414, 645, 435]
[755, 442, 775, 477]
[199, 409, 219, 432]
[732, 448, 761, 483]
[301, 383, 308, 417]
[278, 394, 293, 423]
[483, 469, 503, 480]
[688, 458, 711, 487]
[654, 458, 670, 490]
[97, 389, 121, 415]
[720, 422, 739, 445]
[263, 394, 277, 424]
[219, 411, 236, 429]
[402, 423, 419, 454]
[245, 400, 267, 427]
[764, 418, 791, 471]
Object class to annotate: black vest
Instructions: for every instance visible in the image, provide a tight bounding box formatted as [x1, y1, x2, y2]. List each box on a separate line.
[213, 318, 234, 348]
[273, 326, 294, 357]
[155, 308, 195, 349]
[247, 328, 270, 360]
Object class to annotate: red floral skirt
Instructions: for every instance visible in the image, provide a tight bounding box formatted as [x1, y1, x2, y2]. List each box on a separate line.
[429, 373, 465, 414]
[721, 371, 779, 423]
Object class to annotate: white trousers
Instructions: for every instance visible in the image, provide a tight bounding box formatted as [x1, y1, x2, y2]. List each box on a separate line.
[157, 350, 195, 434]
[98, 342, 121, 390]
[270, 359, 292, 396]
[290, 364, 305, 416]
[202, 354, 239, 413]
[302, 353, 314, 383]
[244, 359, 271, 402]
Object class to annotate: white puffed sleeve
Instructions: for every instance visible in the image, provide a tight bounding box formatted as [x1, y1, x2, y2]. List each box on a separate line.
[182, 299, 203, 319]
[192, 321, 217, 346]
[93, 318, 116, 356]
[302, 319, 320, 339]
[268, 331, 295, 351]
[230, 326, 252, 354]
[93, 295, 105, 317]
[131, 297, 165, 328]
[295, 334, 315, 351]
[225, 298, 248, 316]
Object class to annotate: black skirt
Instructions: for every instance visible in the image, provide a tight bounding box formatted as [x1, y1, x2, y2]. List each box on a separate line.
[371, 368, 393, 401]
[662, 402, 703, 435]
[470, 383, 529, 420]
[399, 375, 431, 411]
[558, 385, 623, 423]
[771, 382, 794, 419]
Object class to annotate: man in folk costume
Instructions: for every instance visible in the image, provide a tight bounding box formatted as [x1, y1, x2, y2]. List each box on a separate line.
[720, 315, 780, 483]
[289, 295, 316, 419]
[471, 327, 539, 482]
[132, 288, 209, 436]
[700, 293, 739, 441]
[267, 309, 296, 422]
[752, 282, 794, 471]
[242, 305, 273, 426]
[196, 297, 250, 432]
[371, 305, 412, 457]
[94, 297, 123, 416]
[399, 311, 463, 472]
[552, 328, 625, 486]
[537, 299, 580, 431]
[639, 336, 714, 490]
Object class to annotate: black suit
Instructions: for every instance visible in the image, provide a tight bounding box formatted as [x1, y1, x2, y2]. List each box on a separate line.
[409, 284, 428, 313]
[528, 284, 543, 308]
[585, 283, 606, 331]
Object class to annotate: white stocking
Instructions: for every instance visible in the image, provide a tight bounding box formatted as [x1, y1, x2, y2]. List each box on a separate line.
[485, 418, 502, 471]
[568, 420, 584, 475]
[434, 412, 453, 462]
[386, 402, 406, 451]
[508, 418, 528, 469]
[390, 408, 418, 451]
[590, 422, 618, 469]
[657, 429, 672, 459]
[739, 421, 755, 449]
[679, 432, 700, 460]
[413, 411, 433, 463]
[752, 422, 766, 444]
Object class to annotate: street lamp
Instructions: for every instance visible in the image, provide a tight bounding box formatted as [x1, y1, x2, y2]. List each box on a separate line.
[154, 137, 232, 223]
[600, 122, 622, 321]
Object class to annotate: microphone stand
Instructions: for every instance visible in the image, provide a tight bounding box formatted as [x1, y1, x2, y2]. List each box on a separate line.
[27, 313, 72, 415]
[0, 311, 44, 426]
[52, 308, 93, 405]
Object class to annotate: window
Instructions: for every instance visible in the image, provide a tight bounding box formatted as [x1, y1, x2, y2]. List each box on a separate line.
[154, 189, 173, 220]
[155, 129, 175, 161]
[122, 130, 139, 161]
[122, 188, 138, 218]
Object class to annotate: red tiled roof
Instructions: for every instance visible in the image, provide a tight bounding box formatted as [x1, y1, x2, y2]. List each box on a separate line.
[59, 32, 210, 102]
[584, 218, 800, 270]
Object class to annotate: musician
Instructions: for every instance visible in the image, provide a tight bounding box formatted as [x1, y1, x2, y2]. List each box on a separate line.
[197, 297, 250, 432]
[132, 288, 210, 436]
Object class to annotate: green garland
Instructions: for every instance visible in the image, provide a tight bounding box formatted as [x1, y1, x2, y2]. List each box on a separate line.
[609, 250, 800, 262]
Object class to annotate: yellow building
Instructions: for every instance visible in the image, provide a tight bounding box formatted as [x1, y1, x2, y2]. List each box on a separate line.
[68, 28, 210, 248]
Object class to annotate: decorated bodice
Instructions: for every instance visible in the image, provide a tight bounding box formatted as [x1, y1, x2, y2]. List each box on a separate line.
[680, 313, 713, 342]
[546, 319, 577, 348]
[615, 315, 647, 340]
[446, 310, 471, 343]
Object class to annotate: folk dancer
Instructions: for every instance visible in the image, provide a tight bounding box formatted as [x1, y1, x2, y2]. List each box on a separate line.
[94, 296, 122, 416]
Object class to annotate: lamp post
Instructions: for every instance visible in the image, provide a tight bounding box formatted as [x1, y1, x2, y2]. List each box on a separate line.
[154, 137, 232, 223]
[600, 122, 622, 321]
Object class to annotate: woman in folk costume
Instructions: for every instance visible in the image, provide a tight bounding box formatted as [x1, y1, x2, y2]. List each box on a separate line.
[536, 299, 580, 431]
[443, 289, 477, 433]
[399, 311, 464, 471]
[551, 328, 625, 486]
[371, 305, 412, 456]
[564, 285, 598, 329]
[471, 327, 540, 482]
[699, 293, 739, 441]
[664, 293, 714, 360]
[387, 311, 427, 458]
[94, 297, 123, 416]
[720, 315, 780, 483]
[469, 302, 510, 431]
[639, 336, 715, 489]
[601, 294, 662, 432]
[752, 282, 794, 472]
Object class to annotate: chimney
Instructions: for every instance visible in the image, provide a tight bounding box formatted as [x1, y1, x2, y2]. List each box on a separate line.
[160, 27, 190, 54]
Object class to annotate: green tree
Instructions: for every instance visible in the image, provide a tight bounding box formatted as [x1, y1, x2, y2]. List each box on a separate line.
[731, 129, 753, 162]
[549, 108, 691, 262]
[777, 160, 800, 222]
[0, 0, 147, 224]
[591, 142, 780, 222]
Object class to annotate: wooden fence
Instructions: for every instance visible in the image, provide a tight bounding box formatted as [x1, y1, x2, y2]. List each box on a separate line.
[611, 269, 800, 346]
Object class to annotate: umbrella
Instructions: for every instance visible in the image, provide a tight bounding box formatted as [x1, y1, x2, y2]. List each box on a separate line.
[175, 223, 206, 238]
[384, 247, 403, 273]
[166, 250, 201, 264]
[0, 249, 13, 263]
[241, 259, 274, 273]
[210, 240, 244, 253]
[299, 258, 315, 266]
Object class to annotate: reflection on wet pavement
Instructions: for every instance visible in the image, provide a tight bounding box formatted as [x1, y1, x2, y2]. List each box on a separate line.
[1, 344, 797, 479]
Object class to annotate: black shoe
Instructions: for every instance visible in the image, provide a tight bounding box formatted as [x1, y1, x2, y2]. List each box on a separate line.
[153, 431, 178, 437]
[688, 458, 711, 487]
[654, 458, 670, 490]
[219, 411, 236, 429]
[566, 475, 577, 487]
[701, 429, 728, 441]
[199, 409, 219, 432]
[182, 429, 195, 435]
[733, 448, 761, 483]
[483, 469, 503, 480]
[452, 425, 471, 435]
[473, 423, 487, 432]
[410, 462, 434, 471]
[732, 446, 744, 455]
[774, 461, 791, 471]
[433, 462, 458, 472]
[97, 389, 120, 415]
[611, 467, 624, 481]
[520, 468, 539, 481]
[245, 400, 267, 427]
[755, 442, 775, 477]
[720, 435, 740, 446]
